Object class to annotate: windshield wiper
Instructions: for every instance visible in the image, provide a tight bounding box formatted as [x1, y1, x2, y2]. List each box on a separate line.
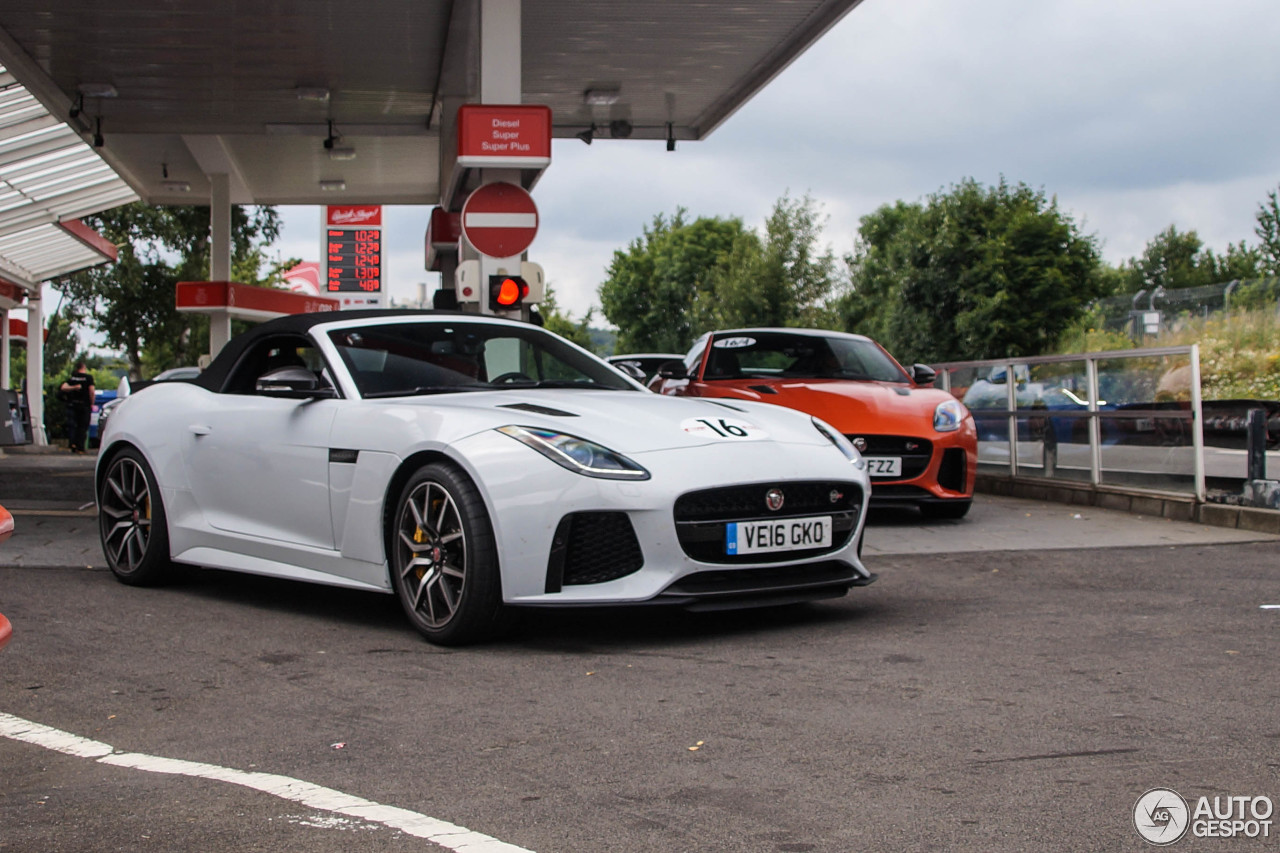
[363, 383, 491, 398]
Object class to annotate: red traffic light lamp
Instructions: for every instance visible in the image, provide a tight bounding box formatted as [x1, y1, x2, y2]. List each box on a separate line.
[488, 275, 529, 311]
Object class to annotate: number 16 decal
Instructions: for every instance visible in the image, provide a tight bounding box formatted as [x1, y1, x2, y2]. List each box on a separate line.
[680, 417, 768, 440]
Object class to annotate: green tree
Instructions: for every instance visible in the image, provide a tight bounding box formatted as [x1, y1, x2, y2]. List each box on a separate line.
[1255, 186, 1280, 275]
[693, 193, 842, 331]
[1115, 226, 1262, 294]
[598, 209, 746, 353]
[41, 303, 82, 380]
[841, 178, 1106, 363]
[55, 203, 290, 379]
[538, 286, 595, 352]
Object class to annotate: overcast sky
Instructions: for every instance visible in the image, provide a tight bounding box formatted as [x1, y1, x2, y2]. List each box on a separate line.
[267, 0, 1280, 322]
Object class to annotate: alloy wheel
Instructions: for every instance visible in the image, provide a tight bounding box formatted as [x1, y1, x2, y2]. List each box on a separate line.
[396, 480, 468, 628]
[100, 456, 153, 572]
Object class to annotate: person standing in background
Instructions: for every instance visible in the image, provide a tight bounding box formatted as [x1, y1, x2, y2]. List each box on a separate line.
[59, 361, 94, 454]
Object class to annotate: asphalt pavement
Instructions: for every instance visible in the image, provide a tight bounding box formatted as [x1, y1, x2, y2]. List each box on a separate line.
[2, 446, 1279, 852]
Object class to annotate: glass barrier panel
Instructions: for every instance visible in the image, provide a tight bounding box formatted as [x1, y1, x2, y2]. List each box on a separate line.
[1097, 410, 1198, 493]
[943, 364, 987, 403]
[1013, 412, 1093, 483]
[953, 363, 1012, 475]
[1096, 353, 1191, 408]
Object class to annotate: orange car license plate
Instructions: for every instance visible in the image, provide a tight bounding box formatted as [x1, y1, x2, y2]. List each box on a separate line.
[725, 515, 832, 556]
[866, 457, 902, 477]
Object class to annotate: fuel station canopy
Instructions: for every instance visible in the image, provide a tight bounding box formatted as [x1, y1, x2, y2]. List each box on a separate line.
[0, 0, 862, 207]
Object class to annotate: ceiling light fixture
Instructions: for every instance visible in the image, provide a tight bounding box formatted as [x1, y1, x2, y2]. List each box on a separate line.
[576, 124, 595, 145]
[78, 83, 118, 98]
[295, 86, 331, 102]
[160, 180, 192, 192]
[93, 117, 104, 148]
[609, 119, 632, 139]
[583, 88, 620, 106]
[319, 179, 346, 191]
[666, 122, 676, 152]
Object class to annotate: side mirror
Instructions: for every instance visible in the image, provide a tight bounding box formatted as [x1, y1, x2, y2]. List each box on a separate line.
[614, 361, 647, 382]
[912, 364, 937, 387]
[256, 366, 337, 399]
[656, 361, 688, 380]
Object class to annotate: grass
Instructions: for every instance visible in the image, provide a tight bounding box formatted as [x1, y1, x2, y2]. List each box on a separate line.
[1057, 307, 1280, 401]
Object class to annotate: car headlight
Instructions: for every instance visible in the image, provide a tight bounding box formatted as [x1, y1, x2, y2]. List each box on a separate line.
[811, 417, 865, 469]
[497, 426, 651, 480]
[934, 399, 966, 432]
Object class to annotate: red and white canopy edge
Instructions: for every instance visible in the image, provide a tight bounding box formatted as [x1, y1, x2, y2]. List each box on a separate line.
[176, 281, 340, 324]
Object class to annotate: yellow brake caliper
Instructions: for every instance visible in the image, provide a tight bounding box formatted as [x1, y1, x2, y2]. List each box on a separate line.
[413, 511, 432, 580]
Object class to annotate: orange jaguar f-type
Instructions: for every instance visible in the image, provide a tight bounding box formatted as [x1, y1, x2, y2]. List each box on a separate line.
[650, 328, 978, 518]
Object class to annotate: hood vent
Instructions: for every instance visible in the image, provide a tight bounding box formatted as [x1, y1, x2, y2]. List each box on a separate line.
[748, 384, 778, 395]
[499, 402, 578, 417]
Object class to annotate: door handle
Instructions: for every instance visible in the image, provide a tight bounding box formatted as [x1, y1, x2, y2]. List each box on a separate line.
[188, 424, 212, 436]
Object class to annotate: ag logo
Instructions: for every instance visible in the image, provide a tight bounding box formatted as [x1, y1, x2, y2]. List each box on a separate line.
[1134, 788, 1189, 845]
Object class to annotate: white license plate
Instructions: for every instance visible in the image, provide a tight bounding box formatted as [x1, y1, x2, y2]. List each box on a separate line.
[866, 456, 902, 477]
[725, 515, 833, 556]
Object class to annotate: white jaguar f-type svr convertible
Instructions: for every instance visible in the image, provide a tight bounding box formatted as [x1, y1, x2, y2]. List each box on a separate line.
[97, 311, 875, 644]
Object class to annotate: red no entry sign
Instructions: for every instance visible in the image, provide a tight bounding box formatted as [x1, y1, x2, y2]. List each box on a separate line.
[461, 182, 539, 258]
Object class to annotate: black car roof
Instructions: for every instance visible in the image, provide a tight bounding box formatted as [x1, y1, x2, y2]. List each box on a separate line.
[194, 308, 475, 392]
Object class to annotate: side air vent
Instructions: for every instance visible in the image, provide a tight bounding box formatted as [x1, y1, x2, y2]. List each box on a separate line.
[748, 385, 778, 395]
[545, 512, 644, 591]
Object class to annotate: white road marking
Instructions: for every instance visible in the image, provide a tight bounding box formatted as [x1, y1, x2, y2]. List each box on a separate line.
[0, 712, 533, 852]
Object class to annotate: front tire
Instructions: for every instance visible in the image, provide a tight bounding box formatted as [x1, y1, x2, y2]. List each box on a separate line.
[98, 448, 172, 585]
[390, 462, 504, 645]
[919, 499, 972, 521]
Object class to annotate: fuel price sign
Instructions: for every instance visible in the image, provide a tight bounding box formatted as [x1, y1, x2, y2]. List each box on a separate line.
[323, 205, 384, 308]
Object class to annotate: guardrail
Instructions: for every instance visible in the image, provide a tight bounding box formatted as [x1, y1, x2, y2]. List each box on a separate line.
[932, 346, 1207, 502]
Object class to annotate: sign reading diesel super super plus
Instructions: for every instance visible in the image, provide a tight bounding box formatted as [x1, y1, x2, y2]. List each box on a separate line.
[322, 205, 383, 308]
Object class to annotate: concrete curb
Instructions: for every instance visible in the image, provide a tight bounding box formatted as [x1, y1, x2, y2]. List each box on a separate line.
[975, 474, 1280, 535]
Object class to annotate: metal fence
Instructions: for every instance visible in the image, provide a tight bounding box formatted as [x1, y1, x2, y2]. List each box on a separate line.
[932, 346, 1207, 501]
[1097, 277, 1280, 338]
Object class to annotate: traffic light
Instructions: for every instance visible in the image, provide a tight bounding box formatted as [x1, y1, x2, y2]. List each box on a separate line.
[488, 275, 529, 311]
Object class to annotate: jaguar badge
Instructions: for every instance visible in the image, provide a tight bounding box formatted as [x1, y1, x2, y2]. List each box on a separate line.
[765, 488, 785, 512]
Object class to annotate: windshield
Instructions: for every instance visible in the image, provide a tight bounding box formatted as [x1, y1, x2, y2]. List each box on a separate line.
[704, 332, 910, 383]
[328, 321, 637, 398]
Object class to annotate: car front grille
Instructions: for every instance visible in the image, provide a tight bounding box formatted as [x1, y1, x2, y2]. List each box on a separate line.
[844, 434, 933, 480]
[672, 481, 862, 564]
[545, 512, 644, 591]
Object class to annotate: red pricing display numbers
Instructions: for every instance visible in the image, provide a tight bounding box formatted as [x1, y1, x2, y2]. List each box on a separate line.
[325, 228, 382, 293]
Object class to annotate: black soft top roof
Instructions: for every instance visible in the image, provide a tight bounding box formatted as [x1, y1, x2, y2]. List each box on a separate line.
[193, 308, 471, 392]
